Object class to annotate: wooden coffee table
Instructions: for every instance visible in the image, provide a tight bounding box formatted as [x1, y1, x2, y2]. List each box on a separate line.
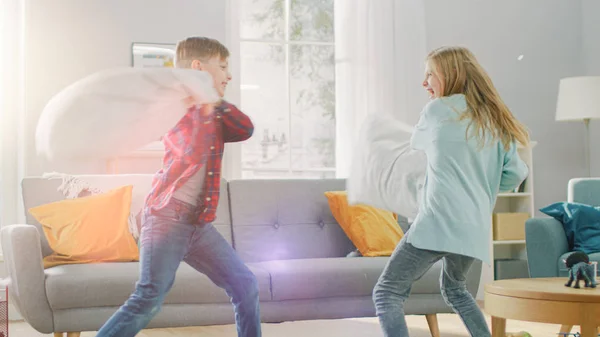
[485, 277, 600, 337]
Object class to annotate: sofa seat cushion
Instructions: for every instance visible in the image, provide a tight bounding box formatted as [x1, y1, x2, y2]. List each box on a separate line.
[558, 251, 600, 277]
[254, 257, 443, 301]
[45, 261, 272, 310]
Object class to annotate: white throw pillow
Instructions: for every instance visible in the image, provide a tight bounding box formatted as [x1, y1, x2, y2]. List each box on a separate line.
[346, 114, 427, 220]
[36, 67, 220, 161]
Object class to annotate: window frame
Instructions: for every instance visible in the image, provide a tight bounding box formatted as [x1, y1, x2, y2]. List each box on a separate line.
[233, 0, 336, 179]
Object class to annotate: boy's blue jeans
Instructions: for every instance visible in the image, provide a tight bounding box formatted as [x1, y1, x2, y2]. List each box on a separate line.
[373, 230, 490, 337]
[96, 198, 261, 337]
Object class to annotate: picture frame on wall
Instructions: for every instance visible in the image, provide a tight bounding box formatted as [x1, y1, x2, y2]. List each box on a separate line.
[129, 42, 176, 154]
[131, 42, 175, 68]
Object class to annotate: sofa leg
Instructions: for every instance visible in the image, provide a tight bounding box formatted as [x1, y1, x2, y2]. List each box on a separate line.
[425, 314, 440, 337]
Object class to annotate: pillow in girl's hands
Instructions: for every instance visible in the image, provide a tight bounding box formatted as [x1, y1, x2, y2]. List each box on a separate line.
[36, 67, 220, 161]
[346, 113, 426, 220]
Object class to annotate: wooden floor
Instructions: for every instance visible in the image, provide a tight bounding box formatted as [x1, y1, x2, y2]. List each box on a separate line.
[8, 312, 566, 337]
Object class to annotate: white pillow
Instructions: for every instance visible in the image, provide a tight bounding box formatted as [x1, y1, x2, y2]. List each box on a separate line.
[346, 113, 427, 220]
[36, 67, 220, 161]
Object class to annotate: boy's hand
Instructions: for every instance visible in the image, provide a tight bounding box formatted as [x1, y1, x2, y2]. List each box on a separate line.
[183, 96, 217, 117]
[200, 103, 215, 117]
[183, 96, 197, 108]
[200, 99, 225, 116]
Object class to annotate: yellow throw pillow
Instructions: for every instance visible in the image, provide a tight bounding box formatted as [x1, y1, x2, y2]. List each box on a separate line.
[325, 190, 403, 257]
[29, 185, 139, 268]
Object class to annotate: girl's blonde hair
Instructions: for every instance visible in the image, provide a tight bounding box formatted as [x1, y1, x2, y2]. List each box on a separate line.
[427, 46, 529, 150]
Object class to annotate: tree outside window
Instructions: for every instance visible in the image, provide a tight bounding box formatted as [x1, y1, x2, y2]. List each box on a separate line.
[239, 0, 335, 179]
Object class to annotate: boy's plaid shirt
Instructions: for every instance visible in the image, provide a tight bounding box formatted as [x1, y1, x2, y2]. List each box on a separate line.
[144, 100, 253, 223]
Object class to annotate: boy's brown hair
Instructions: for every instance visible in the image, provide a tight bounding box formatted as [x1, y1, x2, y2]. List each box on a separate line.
[175, 37, 230, 68]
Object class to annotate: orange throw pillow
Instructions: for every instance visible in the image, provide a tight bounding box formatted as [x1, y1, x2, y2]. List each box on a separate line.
[325, 191, 403, 257]
[29, 185, 139, 268]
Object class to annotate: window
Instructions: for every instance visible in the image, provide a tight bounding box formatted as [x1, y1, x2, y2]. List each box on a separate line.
[1, 0, 26, 228]
[238, 0, 335, 179]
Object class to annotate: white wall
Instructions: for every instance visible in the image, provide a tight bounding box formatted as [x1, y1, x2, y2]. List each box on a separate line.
[582, 0, 600, 75]
[423, 0, 587, 215]
[24, 0, 228, 177]
[582, 0, 600, 176]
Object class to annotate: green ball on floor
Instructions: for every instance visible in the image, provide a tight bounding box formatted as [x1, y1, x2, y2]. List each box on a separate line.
[506, 332, 532, 337]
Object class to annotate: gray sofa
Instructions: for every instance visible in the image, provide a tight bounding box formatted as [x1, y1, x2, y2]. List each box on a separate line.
[1, 174, 481, 335]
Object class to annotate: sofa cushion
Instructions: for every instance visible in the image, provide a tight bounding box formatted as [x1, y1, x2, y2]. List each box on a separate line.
[29, 185, 140, 269]
[254, 257, 443, 301]
[44, 262, 272, 310]
[228, 179, 356, 263]
[324, 190, 403, 257]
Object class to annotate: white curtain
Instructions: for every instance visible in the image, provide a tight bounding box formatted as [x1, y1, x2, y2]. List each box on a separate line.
[1, 0, 26, 228]
[334, 0, 429, 178]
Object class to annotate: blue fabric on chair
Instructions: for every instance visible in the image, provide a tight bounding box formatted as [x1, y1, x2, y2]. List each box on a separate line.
[540, 202, 600, 255]
[569, 178, 600, 206]
[525, 217, 569, 277]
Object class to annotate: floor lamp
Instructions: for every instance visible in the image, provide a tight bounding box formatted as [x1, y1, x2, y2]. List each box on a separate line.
[555, 76, 600, 178]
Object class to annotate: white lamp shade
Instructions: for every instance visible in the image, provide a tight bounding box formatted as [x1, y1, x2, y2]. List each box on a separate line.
[556, 76, 600, 121]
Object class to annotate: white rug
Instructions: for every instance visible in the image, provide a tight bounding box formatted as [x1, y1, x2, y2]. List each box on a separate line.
[10, 314, 564, 337]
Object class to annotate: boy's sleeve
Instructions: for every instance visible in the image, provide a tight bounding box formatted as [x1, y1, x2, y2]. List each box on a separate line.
[499, 142, 529, 192]
[217, 101, 254, 143]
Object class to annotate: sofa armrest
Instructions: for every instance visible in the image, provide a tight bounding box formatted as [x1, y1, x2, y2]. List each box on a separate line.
[525, 217, 568, 278]
[1, 225, 54, 333]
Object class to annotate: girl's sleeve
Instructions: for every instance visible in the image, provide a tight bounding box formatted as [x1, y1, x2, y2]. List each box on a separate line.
[410, 100, 444, 151]
[499, 142, 529, 192]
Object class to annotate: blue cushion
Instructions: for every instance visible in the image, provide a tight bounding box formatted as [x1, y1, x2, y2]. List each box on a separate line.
[540, 202, 600, 254]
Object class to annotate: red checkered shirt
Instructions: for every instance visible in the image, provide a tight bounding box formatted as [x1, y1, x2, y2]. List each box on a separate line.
[144, 100, 254, 223]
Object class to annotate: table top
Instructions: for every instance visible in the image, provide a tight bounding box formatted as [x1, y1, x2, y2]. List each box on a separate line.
[485, 277, 600, 303]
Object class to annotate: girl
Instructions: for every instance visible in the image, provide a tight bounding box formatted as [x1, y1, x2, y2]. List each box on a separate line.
[372, 46, 529, 336]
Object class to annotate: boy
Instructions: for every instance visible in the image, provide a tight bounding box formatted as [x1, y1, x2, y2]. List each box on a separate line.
[96, 37, 260, 337]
